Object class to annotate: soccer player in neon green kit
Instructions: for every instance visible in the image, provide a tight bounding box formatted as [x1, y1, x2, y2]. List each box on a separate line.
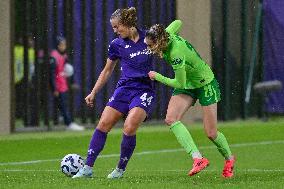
[144, 20, 235, 178]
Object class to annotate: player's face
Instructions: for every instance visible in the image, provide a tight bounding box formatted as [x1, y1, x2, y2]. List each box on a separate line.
[110, 18, 130, 39]
[144, 37, 155, 51]
[58, 40, 67, 53]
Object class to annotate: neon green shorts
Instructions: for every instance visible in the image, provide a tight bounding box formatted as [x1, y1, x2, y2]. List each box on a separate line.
[172, 78, 221, 106]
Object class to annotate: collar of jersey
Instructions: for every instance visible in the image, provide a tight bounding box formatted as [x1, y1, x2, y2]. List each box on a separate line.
[123, 28, 144, 43]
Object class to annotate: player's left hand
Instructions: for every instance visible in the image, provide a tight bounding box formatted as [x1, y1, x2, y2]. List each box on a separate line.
[148, 71, 157, 80]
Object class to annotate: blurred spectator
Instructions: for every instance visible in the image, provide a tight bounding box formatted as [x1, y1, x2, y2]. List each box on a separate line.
[14, 36, 35, 84]
[14, 36, 36, 123]
[49, 36, 84, 131]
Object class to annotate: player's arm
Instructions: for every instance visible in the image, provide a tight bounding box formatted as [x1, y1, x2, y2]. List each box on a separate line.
[90, 39, 120, 96]
[154, 57, 186, 89]
[166, 20, 182, 35]
[86, 40, 119, 107]
[86, 58, 117, 107]
[90, 58, 118, 96]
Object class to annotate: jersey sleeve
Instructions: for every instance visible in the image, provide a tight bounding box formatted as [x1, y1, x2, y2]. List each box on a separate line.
[107, 40, 120, 60]
[166, 20, 182, 35]
[169, 48, 186, 70]
[171, 56, 185, 70]
[154, 58, 186, 89]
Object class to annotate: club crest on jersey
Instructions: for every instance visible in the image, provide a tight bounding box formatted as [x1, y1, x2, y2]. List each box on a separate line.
[109, 96, 114, 102]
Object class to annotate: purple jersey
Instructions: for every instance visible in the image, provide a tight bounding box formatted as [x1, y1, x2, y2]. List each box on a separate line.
[108, 29, 154, 89]
[106, 29, 156, 116]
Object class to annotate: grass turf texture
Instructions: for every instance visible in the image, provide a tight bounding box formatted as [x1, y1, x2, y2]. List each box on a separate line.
[0, 119, 284, 189]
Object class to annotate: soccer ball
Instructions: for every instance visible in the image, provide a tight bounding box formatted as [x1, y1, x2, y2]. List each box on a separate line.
[60, 154, 85, 177]
[64, 63, 74, 77]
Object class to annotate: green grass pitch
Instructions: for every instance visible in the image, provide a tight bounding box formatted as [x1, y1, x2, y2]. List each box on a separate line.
[0, 119, 284, 189]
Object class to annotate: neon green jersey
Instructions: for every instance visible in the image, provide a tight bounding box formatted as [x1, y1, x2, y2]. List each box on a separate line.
[155, 20, 214, 89]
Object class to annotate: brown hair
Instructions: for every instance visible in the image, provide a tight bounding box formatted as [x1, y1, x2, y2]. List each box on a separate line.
[145, 24, 169, 57]
[110, 7, 137, 28]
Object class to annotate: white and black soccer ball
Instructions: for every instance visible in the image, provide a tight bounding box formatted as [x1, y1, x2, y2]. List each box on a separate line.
[60, 154, 85, 177]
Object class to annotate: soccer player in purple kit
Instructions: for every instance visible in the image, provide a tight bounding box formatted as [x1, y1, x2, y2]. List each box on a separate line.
[72, 7, 155, 179]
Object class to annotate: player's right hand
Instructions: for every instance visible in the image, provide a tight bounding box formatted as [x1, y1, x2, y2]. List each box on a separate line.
[148, 71, 157, 81]
[85, 93, 95, 107]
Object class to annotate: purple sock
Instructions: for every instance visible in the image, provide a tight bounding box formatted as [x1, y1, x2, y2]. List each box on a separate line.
[117, 134, 136, 170]
[85, 129, 107, 167]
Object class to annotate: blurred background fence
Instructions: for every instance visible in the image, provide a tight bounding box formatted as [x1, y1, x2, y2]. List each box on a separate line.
[8, 0, 284, 132]
[211, 0, 264, 120]
[13, 0, 175, 129]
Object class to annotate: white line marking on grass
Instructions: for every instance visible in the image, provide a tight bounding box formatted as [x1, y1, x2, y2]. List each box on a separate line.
[131, 169, 284, 173]
[243, 169, 284, 172]
[0, 159, 60, 165]
[1, 169, 284, 173]
[0, 169, 59, 172]
[0, 140, 284, 166]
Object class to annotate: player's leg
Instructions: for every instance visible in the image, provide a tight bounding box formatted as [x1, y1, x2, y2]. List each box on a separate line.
[166, 94, 198, 156]
[57, 92, 72, 126]
[74, 87, 130, 178]
[108, 88, 155, 179]
[165, 93, 209, 176]
[58, 92, 84, 131]
[202, 103, 233, 157]
[73, 106, 123, 178]
[86, 106, 123, 166]
[202, 103, 235, 178]
[200, 78, 235, 178]
[108, 107, 147, 179]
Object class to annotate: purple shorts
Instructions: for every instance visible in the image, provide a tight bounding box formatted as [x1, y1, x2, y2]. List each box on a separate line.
[106, 86, 156, 116]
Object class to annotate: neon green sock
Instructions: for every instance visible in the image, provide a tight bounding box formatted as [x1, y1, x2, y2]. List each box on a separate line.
[212, 131, 232, 159]
[170, 121, 199, 156]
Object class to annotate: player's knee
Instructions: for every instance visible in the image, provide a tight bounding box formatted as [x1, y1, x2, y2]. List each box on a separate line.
[123, 123, 138, 136]
[97, 120, 112, 133]
[165, 112, 183, 126]
[123, 127, 137, 136]
[164, 116, 178, 126]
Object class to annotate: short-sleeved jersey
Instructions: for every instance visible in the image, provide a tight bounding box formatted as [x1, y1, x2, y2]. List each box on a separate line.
[156, 20, 214, 89]
[108, 29, 154, 89]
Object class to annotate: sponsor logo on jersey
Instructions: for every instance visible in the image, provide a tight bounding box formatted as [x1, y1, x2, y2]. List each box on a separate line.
[172, 58, 182, 65]
[130, 48, 152, 58]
